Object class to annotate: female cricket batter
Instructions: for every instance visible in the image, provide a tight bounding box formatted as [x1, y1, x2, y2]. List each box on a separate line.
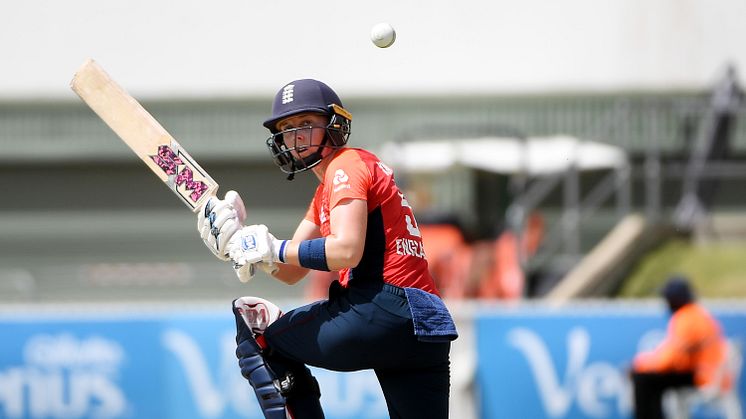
[198, 79, 457, 419]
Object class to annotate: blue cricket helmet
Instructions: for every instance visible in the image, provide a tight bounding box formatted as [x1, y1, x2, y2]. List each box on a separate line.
[264, 79, 353, 178]
[264, 79, 346, 132]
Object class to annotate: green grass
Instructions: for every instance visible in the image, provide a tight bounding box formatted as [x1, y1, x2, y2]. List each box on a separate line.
[618, 238, 746, 298]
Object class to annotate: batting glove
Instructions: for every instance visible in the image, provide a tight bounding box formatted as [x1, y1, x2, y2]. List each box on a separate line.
[233, 261, 279, 283]
[228, 224, 286, 266]
[198, 190, 247, 261]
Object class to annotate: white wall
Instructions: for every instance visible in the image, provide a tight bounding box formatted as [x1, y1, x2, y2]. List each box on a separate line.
[3, 0, 746, 99]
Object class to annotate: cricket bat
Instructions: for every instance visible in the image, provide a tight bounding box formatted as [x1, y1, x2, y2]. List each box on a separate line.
[70, 58, 219, 212]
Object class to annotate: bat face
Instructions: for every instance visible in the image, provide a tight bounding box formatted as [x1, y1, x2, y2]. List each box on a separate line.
[70, 59, 218, 212]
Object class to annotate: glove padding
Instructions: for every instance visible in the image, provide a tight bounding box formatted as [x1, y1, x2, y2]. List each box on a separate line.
[198, 190, 246, 261]
[228, 224, 283, 266]
[234, 261, 279, 283]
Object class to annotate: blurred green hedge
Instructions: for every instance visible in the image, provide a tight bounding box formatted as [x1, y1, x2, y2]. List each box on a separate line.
[619, 238, 746, 298]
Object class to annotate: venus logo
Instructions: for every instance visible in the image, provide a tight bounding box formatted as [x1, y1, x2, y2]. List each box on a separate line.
[0, 334, 128, 418]
[161, 329, 388, 418]
[507, 327, 631, 418]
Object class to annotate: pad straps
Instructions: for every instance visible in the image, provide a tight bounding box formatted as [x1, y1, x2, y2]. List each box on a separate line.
[233, 301, 290, 419]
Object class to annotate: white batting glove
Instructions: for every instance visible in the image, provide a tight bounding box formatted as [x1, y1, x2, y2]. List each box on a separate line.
[228, 224, 286, 266]
[233, 261, 279, 283]
[234, 262, 257, 283]
[197, 190, 246, 261]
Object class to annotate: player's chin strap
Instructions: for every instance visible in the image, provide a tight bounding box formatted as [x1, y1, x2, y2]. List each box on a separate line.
[285, 134, 335, 181]
[232, 299, 291, 419]
[287, 150, 321, 181]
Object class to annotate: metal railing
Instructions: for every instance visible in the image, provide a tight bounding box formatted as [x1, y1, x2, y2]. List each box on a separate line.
[509, 67, 746, 295]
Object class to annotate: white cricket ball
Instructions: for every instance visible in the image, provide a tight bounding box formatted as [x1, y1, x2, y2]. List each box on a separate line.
[370, 22, 396, 48]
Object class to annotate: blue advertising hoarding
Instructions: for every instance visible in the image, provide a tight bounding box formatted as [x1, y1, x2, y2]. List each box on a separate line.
[1, 302, 744, 419]
[0, 307, 387, 419]
[475, 305, 746, 419]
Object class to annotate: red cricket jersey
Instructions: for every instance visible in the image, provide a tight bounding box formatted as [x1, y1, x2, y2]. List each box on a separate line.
[304, 148, 440, 295]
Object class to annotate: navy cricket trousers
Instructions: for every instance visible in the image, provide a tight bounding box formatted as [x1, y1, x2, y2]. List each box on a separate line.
[262, 281, 452, 419]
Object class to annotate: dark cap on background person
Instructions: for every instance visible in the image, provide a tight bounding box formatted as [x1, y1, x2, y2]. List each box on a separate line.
[660, 275, 695, 313]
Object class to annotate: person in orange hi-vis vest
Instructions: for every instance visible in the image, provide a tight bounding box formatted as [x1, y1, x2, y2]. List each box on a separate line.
[631, 275, 730, 419]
